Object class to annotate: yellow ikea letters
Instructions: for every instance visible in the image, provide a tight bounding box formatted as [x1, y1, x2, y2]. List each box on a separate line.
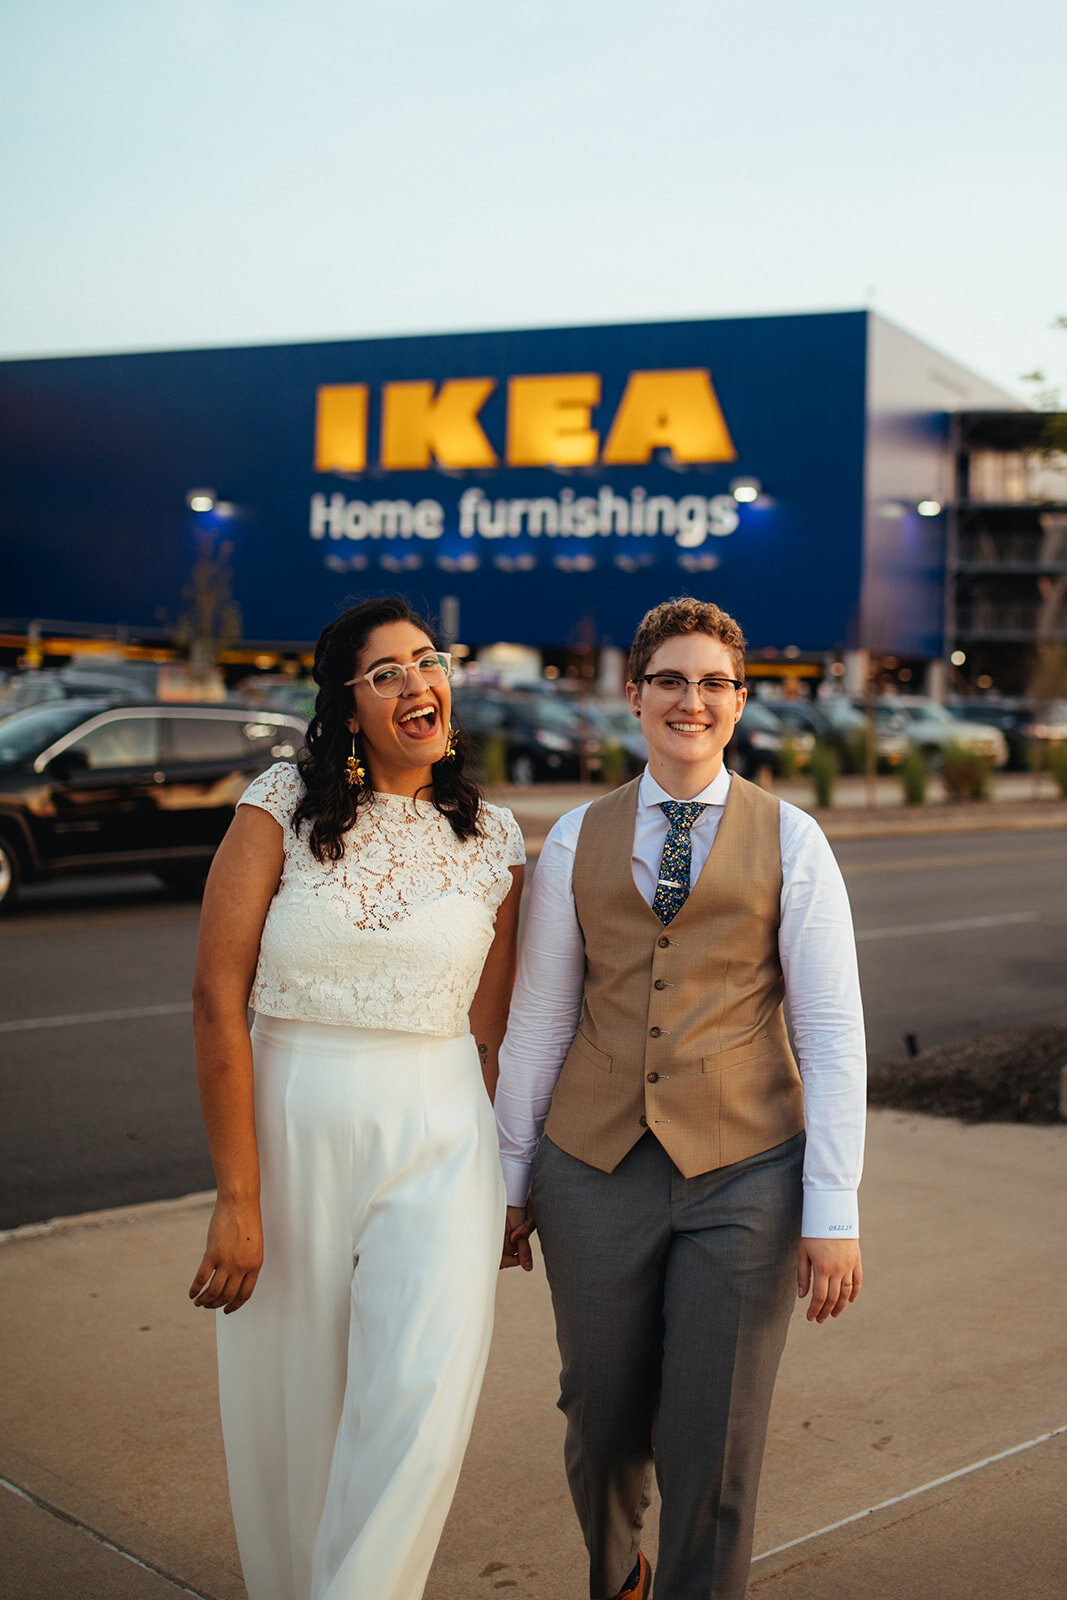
[314, 369, 735, 473]
[506, 375, 601, 467]
[380, 379, 498, 470]
[602, 370, 736, 465]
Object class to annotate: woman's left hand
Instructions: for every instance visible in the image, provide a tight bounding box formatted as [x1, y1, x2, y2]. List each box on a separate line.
[189, 1196, 264, 1314]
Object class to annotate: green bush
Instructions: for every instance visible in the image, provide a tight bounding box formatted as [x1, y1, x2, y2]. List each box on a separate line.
[844, 723, 872, 775]
[940, 741, 993, 802]
[809, 741, 838, 808]
[1049, 742, 1067, 799]
[777, 735, 802, 781]
[478, 732, 508, 787]
[898, 747, 928, 806]
[599, 739, 628, 787]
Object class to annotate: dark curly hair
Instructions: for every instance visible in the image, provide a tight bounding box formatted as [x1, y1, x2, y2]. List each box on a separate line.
[294, 596, 483, 862]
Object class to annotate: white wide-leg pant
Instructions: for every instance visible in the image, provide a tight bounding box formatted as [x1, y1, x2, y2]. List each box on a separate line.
[216, 1016, 505, 1600]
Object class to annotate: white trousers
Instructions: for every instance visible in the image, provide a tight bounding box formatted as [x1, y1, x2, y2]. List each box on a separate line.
[216, 1015, 505, 1600]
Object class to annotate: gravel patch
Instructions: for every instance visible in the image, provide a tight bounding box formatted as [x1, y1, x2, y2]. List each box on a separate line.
[867, 1024, 1067, 1124]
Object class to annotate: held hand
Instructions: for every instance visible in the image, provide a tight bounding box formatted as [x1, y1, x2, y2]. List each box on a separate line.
[189, 1197, 263, 1314]
[500, 1201, 536, 1272]
[797, 1237, 862, 1324]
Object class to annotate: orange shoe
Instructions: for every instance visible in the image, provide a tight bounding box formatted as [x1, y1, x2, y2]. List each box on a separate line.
[609, 1551, 651, 1600]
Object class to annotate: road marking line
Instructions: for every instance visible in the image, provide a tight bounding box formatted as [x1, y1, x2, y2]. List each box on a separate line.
[0, 1001, 193, 1034]
[856, 911, 1037, 942]
[752, 1423, 1067, 1563]
[0, 1474, 212, 1598]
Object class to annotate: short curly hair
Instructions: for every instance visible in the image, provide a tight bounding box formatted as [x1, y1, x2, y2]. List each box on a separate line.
[628, 597, 746, 684]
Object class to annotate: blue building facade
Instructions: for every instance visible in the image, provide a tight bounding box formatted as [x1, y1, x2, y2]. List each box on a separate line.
[0, 311, 1018, 659]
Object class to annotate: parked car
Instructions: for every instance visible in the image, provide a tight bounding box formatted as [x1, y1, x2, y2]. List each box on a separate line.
[947, 698, 1067, 770]
[874, 697, 1008, 768]
[452, 688, 604, 783]
[0, 668, 155, 718]
[583, 700, 648, 778]
[234, 674, 318, 719]
[725, 700, 788, 779]
[0, 700, 306, 910]
[815, 697, 910, 769]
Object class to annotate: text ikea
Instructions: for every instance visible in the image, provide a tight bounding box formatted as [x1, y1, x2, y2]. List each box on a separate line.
[313, 370, 736, 474]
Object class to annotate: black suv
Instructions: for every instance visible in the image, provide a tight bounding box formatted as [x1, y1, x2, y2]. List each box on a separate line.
[0, 700, 306, 910]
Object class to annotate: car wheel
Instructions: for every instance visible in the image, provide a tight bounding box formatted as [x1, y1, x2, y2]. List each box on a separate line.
[0, 834, 23, 913]
[509, 752, 536, 785]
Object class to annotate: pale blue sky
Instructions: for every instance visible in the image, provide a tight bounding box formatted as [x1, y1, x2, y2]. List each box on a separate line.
[2, 0, 1064, 401]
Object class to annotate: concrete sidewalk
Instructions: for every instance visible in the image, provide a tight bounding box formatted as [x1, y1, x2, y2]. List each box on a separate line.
[2, 1109, 1064, 1599]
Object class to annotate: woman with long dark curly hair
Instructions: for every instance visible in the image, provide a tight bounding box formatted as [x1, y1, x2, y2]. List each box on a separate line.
[188, 596, 525, 1600]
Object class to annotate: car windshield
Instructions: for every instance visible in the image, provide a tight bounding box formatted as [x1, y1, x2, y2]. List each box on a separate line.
[739, 702, 783, 732]
[913, 702, 953, 724]
[521, 699, 586, 730]
[0, 703, 101, 766]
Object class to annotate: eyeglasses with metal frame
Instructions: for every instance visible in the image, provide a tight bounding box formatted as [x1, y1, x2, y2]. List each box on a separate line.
[639, 673, 744, 701]
[345, 652, 453, 699]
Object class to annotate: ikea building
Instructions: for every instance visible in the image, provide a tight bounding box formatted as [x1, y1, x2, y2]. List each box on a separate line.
[0, 309, 1025, 689]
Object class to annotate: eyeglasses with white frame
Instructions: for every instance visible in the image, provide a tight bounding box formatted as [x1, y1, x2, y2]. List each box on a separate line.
[639, 673, 744, 702]
[346, 651, 452, 699]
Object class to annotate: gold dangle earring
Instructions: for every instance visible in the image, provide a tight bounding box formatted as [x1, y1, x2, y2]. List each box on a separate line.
[345, 734, 367, 788]
[443, 725, 458, 761]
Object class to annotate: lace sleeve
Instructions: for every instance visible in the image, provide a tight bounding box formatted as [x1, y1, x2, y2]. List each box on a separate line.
[238, 762, 303, 827]
[483, 803, 526, 868]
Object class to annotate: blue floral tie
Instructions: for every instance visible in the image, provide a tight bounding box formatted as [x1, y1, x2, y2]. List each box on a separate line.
[652, 801, 708, 925]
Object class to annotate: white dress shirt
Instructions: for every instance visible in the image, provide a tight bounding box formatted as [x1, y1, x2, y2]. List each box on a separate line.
[495, 767, 867, 1237]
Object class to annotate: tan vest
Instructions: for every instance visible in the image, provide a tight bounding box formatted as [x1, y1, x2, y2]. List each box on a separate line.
[543, 774, 804, 1178]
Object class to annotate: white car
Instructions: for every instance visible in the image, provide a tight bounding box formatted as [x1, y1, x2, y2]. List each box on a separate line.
[875, 697, 1008, 768]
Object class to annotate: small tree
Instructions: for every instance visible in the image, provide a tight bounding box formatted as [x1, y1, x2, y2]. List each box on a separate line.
[176, 533, 242, 692]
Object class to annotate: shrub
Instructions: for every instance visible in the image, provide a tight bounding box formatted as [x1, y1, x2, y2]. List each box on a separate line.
[778, 736, 802, 781]
[845, 723, 872, 775]
[809, 741, 838, 808]
[599, 739, 628, 787]
[940, 741, 993, 802]
[898, 747, 928, 806]
[1049, 741, 1067, 799]
[478, 732, 508, 787]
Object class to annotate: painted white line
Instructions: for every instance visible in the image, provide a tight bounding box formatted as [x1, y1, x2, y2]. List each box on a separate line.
[0, 1001, 192, 1034]
[856, 910, 1037, 943]
[752, 1423, 1067, 1563]
[0, 1474, 213, 1597]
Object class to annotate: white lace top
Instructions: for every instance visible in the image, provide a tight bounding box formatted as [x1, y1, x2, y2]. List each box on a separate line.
[239, 763, 525, 1038]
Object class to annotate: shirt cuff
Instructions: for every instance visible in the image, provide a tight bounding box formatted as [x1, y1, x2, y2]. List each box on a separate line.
[500, 1154, 533, 1208]
[802, 1187, 860, 1239]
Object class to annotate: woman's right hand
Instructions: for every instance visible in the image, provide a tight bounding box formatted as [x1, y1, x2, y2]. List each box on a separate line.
[189, 1197, 263, 1314]
[500, 1201, 535, 1272]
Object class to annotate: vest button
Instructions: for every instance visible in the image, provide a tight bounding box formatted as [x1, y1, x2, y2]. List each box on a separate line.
[657, 936, 670, 948]
[654, 979, 667, 990]
[639, 1116, 647, 1127]
[649, 1026, 661, 1038]
[647, 1072, 659, 1083]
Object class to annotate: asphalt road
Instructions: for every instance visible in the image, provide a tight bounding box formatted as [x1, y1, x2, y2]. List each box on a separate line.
[2, 826, 1065, 1230]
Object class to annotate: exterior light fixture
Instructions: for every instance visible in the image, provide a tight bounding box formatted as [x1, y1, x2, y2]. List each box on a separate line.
[729, 476, 760, 503]
[917, 500, 942, 517]
[186, 488, 217, 512]
[950, 650, 966, 667]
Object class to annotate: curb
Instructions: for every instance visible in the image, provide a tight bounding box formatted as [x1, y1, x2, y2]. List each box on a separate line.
[0, 1189, 215, 1247]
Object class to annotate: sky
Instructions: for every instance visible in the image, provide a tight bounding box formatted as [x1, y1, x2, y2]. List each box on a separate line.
[2, 0, 1065, 403]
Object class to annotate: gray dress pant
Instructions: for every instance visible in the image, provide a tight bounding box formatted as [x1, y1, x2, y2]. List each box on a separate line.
[531, 1130, 804, 1600]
